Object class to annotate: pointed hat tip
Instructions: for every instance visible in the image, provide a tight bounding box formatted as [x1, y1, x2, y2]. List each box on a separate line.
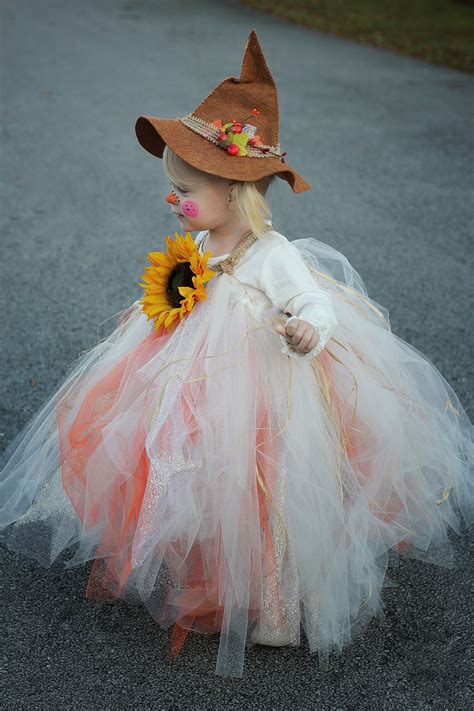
[240, 28, 275, 86]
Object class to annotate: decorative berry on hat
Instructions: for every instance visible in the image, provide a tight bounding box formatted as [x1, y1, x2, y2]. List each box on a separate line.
[209, 107, 287, 162]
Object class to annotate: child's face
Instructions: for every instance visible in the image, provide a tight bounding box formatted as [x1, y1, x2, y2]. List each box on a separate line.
[167, 178, 234, 232]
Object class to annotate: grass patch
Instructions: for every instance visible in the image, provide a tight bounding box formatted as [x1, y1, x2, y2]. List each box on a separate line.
[240, 0, 474, 73]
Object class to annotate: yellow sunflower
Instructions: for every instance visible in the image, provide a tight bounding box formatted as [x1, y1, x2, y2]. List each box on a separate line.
[138, 231, 218, 331]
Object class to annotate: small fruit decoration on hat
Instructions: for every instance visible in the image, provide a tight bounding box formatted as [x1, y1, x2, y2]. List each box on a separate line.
[138, 232, 218, 331]
[211, 108, 288, 162]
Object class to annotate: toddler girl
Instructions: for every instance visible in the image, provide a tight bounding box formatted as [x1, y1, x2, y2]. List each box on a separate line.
[1, 30, 473, 679]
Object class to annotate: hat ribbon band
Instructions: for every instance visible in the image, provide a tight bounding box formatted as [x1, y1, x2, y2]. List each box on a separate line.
[178, 113, 283, 159]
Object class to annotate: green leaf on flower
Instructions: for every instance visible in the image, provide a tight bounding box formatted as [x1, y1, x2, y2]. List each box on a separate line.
[232, 133, 249, 148]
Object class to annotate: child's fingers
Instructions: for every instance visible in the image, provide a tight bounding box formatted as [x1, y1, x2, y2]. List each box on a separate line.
[277, 320, 320, 353]
[293, 333, 313, 353]
[298, 331, 318, 353]
[275, 324, 291, 342]
[296, 324, 319, 352]
[286, 320, 307, 349]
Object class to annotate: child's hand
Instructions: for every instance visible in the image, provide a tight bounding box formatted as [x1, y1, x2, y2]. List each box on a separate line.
[275, 318, 320, 355]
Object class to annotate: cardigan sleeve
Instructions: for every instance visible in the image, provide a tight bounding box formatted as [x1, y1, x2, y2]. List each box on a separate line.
[259, 238, 338, 359]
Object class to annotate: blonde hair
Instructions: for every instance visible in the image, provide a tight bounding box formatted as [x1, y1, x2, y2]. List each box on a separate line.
[162, 145, 276, 239]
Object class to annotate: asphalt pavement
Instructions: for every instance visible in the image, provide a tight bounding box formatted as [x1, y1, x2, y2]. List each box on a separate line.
[1, 0, 473, 707]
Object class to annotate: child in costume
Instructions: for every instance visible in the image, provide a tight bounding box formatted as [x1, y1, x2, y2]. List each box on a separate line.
[1, 30, 473, 679]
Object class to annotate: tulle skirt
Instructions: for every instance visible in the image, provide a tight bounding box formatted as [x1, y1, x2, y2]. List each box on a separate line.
[1, 237, 473, 678]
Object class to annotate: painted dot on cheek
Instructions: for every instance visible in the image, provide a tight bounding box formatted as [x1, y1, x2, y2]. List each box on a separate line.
[181, 200, 199, 217]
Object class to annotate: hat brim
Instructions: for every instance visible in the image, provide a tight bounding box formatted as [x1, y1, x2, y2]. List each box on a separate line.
[135, 116, 312, 193]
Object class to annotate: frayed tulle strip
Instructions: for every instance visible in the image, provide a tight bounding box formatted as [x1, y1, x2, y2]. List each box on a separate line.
[0, 237, 473, 677]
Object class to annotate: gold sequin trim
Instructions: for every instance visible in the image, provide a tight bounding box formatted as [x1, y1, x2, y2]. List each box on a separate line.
[198, 229, 263, 276]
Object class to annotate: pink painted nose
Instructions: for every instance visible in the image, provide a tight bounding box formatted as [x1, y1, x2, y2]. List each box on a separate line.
[181, 200, 199, 217]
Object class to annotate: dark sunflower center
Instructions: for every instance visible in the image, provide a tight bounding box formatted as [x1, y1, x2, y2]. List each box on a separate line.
[166, 262, 195, 308]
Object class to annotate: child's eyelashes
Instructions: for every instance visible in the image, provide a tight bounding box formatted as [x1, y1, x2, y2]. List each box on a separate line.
[170, 183, 189, 194]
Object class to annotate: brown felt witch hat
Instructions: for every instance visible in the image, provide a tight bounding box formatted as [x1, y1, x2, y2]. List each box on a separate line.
[134, 29, 312, 193]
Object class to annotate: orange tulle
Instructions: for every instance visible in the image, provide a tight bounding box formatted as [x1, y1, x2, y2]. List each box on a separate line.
[57, 327, 173, 598]
[56, 324, 290, 659]
[55, 323, 416, 659]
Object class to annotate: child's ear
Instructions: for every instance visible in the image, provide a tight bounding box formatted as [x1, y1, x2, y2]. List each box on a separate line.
[228, 181, 236, 203]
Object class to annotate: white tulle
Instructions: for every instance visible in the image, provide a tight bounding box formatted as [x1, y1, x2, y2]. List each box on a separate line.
[197, 227, 339, 360]
[0, 233, 473, 679]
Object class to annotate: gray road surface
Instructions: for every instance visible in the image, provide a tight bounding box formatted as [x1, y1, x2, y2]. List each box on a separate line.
[1, 0, 473, 707]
